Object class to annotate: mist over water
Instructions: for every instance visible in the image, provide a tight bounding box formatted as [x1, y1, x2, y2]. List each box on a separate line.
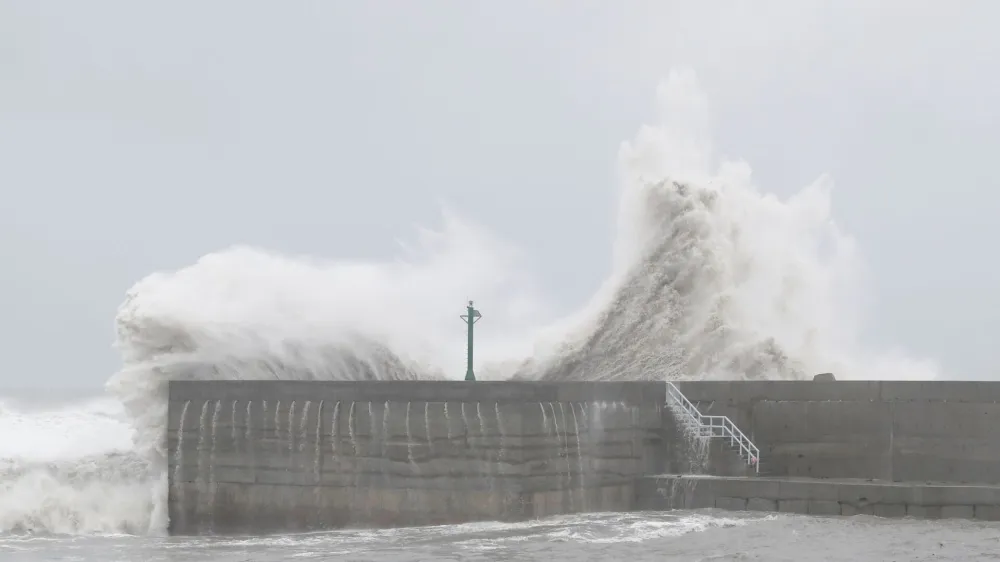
[3, 70, 939, 537]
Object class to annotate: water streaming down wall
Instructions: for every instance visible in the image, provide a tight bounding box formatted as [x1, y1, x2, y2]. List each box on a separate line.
[167, 380, 1000, 533]
[167, 381, 660, 534]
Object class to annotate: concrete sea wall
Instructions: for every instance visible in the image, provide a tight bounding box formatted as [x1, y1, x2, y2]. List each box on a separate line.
[674, 381, 1000, 484]
[167, 380, 1000, 534]
[166, 381, 664, 535]
[636, 475, 1000, 521]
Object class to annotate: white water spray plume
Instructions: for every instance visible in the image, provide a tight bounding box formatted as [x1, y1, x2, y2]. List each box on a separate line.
[2, 70, 939, 537]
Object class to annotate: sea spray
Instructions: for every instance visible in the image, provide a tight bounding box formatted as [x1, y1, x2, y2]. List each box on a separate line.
[494, 401, 509, 514]
[404, 402, 416, 467]
[171, 400, 190, 523]
[494, 402, 506, 462]
[579, 403, 592, 481]
[288, 401, 297, 462]
[547, 402, 568, 512]
[367, 400, 378, 499]
[591, 402, 605, 481]
[460, 402, 473, 493]
[209, 400, 221, 481]
[312, 400, 325, 524]
[274, 400, 282, 457]
[475, 402, 496, 513]
[381, 401, 391, 488]
[208, 400, 221, 532]
[381, 401, 391, 456]
[245, 401, 253, 454]
[571, 403, 585, 510]
[348, 402, 357, 457]
[444, 402, 453, 441]
[424, 403, 434, 454]
[331, 401, 341, 456]
[558, 403, 573, 512]
[368, 402, 377, 455]
[460, 403, 471, 441]
[536, 403, 556, 518]
[300, 401, 312, 454]
[403, 401, 419, 515]
[230, 400, 238, 453]
[313, 400, 324, 483]
[347, 401, 360, 516]
[260, 399, 268, 453]
[196, 401, 210, 501]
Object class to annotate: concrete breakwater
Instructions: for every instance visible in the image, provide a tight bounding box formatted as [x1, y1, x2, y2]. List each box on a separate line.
[167, 380, 1000, 534]
[167, 381, 663, 534]
[637, 475, 1000, 520]
[672, 380, 1000, 484]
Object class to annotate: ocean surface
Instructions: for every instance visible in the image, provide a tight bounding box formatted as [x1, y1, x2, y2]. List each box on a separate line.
[3, 511, 999, 561]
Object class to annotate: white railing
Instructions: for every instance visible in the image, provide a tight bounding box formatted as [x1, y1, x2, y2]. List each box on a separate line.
[665, 382, 760, 474]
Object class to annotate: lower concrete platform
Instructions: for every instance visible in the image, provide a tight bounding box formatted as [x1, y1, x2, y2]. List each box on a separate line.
[636, 475, 1000, 521]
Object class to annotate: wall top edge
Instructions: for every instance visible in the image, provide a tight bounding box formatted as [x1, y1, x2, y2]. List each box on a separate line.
[675, 380, 1000, 403]
[167, 380, 666, 404]
[167, 380, 1000, 404]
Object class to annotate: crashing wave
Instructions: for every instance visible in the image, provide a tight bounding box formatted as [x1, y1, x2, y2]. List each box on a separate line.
[512, 180, 805, 382]
[0, 69, 939, 537]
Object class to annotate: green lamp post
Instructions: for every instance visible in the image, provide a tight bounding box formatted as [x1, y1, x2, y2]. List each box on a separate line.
[460, 301, 481, 381]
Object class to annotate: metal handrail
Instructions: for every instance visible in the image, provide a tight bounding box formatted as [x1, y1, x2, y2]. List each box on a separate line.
[665, 382, 760, 474]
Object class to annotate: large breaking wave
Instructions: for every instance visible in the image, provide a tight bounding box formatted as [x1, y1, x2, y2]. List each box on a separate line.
[2, 70, 939, 536]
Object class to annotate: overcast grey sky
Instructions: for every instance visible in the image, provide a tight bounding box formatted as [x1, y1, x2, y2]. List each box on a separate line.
[2, 1, 999, 389]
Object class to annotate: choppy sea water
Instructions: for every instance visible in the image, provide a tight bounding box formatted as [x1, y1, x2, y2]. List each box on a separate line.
[3, 510, 999, 562]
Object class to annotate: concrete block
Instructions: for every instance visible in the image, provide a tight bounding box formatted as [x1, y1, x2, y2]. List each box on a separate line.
[807, 500, 842, 516]
[907, 484, 1000, 506]
[633, 477, 671, 511]
[635, 476, 716, 510]
[891, 401, 1000, 484]
[835, 482, 912, 505]
[713, 477, 779, 499]
[680, 380, 881, 404]
[747, 498, 777, 512]
[840, 503, 874, 516]
[906, 504, 943, 519]
[778, 499, 808, 514]
[755, 400, 892, 480]
[941, 505, 975, 519]
[881, 381, 1000, 404]
[715, 496, 748, 511]
[775, 479, 840, 501]
[974, 505, 1000, 521]
[892, 401, 1000, 439]
[675, 381, 733, 403]
[872, 504, 906, 518]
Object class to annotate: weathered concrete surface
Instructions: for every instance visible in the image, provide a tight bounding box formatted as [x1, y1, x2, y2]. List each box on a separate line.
[168, 380, 1000, 533]
[167, 381, 659, 534]
[637, 475, 1000, 520]
[675, 381, 1000, 484]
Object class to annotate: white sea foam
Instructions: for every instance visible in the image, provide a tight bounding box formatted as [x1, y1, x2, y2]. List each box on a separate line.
[0, 398, 151, 534]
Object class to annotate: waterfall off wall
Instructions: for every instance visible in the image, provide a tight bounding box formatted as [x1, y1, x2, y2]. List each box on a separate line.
[166, 381, 661, 534]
